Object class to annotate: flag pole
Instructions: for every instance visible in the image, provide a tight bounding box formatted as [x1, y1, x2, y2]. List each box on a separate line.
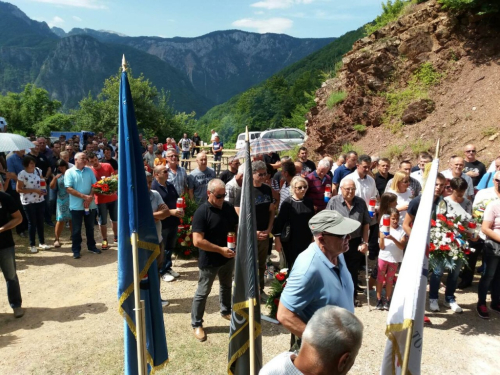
[401, 320, 414, 374]
[434, 138, 440, 160]
[125, 52, 147, 375]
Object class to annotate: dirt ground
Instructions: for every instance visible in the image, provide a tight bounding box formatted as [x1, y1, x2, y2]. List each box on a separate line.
[0, 226, 499, 375]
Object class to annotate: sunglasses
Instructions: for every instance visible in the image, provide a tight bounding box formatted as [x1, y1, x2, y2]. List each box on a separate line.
[211, 192, 227, 199]
[295, 186, 307, 190]
[256, 173, 267, 177]
[465, 150, 476, 153]
[168, 155, 178, 158]
[495, 179, 500, 183]
[322, 232, 348, 240]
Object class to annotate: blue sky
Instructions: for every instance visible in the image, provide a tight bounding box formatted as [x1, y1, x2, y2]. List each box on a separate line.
[7, 0, 383, 38]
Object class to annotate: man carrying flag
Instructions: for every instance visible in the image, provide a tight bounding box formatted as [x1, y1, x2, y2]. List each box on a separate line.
[117, 57, 168, 375]
[228, 129, 263, 375]
[381, 159, 442, 375]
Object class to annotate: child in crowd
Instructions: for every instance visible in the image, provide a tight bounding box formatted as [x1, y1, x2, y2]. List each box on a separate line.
[376, 208, 407, 310]
[154, 149, 167, 167]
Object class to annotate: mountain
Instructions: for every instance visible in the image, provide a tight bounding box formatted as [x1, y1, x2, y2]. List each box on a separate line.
[65, 28, 336, 105]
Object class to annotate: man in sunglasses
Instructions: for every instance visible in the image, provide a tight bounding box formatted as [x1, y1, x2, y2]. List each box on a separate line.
[463, 144, 486, 187]
[191, 179, 238, 342]
[277, 210, 360, 341]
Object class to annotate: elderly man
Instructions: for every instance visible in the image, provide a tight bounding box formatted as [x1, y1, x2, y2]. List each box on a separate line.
[188, 152, 216, 205]
[305, 159, 332, 212]
[441, 156, 474, 201]
[0, 191, 24, 318]
[219, 157, 240, 184]
[64, 152, 100, 259]
[209, 129, 218, 143]
[385, 160, 422, 198]
[326, 179, 370, 306]
[410, 152, 433, 186]
[262, 305, 363, 375]
[277, 210, 361, 340]
[165, 148, 188, 197]
[152, 165, 183, 282]
[332, 151, 358, 196]
[463, 144, 486, 187]
[191, 179, 238, 342]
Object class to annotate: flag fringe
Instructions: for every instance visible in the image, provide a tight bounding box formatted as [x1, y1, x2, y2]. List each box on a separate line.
[385, 319, 414, 375]
[118, 239, 162, 372]
[227, 299, 262, 375]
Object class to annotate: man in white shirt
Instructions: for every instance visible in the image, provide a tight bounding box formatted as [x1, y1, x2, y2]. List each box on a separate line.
[410, 152, 433, 186]
[441, 156, 474, 200]
[260, 305, 363, 375]
[210, 129, 218, 143]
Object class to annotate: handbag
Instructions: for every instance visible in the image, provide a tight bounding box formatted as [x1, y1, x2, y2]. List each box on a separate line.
[484, 238, 500, 257]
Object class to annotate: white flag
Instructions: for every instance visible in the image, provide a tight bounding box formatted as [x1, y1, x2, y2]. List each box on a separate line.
[380, 159, 439, 375]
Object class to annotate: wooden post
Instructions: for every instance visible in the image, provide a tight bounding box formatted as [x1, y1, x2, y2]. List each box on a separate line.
[248, 298, 255, 375]
[131, 232, 147, 375]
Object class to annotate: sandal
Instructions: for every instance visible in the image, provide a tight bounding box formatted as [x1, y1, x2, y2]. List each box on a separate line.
[102, 240, 109, 250]
[54, 240, 61, 248]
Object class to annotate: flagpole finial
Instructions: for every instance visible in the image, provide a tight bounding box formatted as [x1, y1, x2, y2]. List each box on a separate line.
[245, 126, 249, 142]
[122, 54, 128, 72]
[435, 139, 440, 160]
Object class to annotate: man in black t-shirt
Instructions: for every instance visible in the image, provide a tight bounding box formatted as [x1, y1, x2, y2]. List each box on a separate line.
[0, 192, 24, 318]
[191, 132, 202, 157]
[297, 147, 316, 176]
[102, 147, 118, 172]
[219, 157, 240, 184]
[251, 161, 275, 298]
[191, 179, 238, 342]
[463, 144, 486, 187]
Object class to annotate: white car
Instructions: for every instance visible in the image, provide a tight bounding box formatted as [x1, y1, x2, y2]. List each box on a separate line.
[0, 117, 7, 132]
[236, 131, 261, 149]
[259, 128, 307, 146]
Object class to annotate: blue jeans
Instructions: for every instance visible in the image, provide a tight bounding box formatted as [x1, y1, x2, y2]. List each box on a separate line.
[0, 246, 22, 308]
[23, 202, 45, 246]
[191, 259, 235, 327]
[160, 226, 178, 276]
[477, 255, 500, 305]
[181, 151, 190, 168]
[70, 209, 97, 255]
[429, 259, 463, 301]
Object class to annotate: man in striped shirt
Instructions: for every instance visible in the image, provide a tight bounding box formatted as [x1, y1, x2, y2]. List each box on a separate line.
[305, 159, 331, 213]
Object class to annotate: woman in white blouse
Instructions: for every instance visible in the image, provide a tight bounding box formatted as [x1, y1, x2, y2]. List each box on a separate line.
[16, 156, 51, 253]
[387, 171, 413, 225]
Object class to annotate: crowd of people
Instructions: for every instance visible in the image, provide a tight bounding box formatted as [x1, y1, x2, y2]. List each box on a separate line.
[1, 129, 500, 373]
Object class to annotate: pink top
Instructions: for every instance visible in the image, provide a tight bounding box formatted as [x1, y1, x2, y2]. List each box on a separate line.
[483, 200, 500, 235]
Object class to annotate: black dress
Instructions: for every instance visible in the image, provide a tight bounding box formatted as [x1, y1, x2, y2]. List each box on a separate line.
[272, 196, 315, 269]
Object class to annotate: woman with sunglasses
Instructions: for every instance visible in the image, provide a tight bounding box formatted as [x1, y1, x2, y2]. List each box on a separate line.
[273, 176, 315, 269]
[386, 171, 413, 225]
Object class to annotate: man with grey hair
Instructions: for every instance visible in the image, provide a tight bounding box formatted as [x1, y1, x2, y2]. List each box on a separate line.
[191, 178, 238, 341]
[261, 305, 363, 375]
[305, 158, 332, 212]
[225, 164, 244, 211]
[441, 156, 474, 200]
[278, 210, 360, 342]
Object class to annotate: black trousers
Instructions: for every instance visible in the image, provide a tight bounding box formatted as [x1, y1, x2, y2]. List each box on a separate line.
[344, 237, 363, 300]
[461, 240, 483, 285]
[368, 222, 380, 260]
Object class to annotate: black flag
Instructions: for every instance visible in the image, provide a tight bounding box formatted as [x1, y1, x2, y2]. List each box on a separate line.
[227, 128, 262, 375]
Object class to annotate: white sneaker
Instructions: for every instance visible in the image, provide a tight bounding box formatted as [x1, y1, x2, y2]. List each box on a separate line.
[429, 299, 440, 312]
[39, 244, 52, 250]
[161, 273, 175, 282]
[161, 299, 170, 307]
[30, 246, 38, 253]
[166, 269, 180, 278]
[444, 300, 463, 313]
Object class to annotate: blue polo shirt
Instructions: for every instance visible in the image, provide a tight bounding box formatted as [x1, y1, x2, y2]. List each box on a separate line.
[64, 166, 97, 211]
[332, 164, 355, 185]
[280, 242, 354, 323]
[6, 153, 24, 190]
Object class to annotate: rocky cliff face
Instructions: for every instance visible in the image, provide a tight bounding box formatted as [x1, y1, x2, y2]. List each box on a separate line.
[305, 0, 500, 163]
[66, 28, 336, 105]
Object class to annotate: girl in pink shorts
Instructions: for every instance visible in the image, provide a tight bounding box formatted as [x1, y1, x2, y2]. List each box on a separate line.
[377, 208, 408, 310]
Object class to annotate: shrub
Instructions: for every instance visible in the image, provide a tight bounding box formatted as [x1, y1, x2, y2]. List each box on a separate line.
[439, 0, 499, 14]
[341, 143, 364, 155]
[365, 0, 412, 35]
[353, 124, 367, 133]
[409, 139, 433, 156]
[326, 91, 347, 109]
[482, 127, 498, 137]
[384, 144, 405, 160]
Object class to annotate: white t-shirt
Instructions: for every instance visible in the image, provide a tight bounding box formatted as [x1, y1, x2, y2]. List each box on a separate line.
[179, 138, 192, 152]
[444, 196, 472, 221]
[379, 225, 405, 263]
[18, 168, 45, 205]
[387, 188, 412, 225]
[259, 351, 303, 375]
[473, 187, 500, 239]
[210, 132, 218, 142]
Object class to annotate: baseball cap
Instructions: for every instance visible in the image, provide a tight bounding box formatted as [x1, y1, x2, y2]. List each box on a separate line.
[308, 210, 360, 235]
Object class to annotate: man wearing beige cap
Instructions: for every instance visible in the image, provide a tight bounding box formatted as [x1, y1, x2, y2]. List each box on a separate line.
[277, 210, 361, 341]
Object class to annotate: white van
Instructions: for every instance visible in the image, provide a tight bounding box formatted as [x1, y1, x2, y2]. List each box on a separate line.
[236, 131, 261, 149]
[0, 117, 7, 132]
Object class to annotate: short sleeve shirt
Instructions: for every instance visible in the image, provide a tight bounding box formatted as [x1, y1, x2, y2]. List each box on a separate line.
[464, 160, 486, 186]
[212, 141, 223, 155]
[64, 167, 97, 211]
[280, 242, 355, 324]
[259, 352, 303, 375]
[180, 138, 192, 152]
[0, 191, 18, 249]
[91, 163, 117, 204]
[332, 164, 355, 185]
[483, 200, 500, 236]
[192, 201, 239, 268]
[325, 195, 370, 238]
[18, 168, 45, 205]
[167, 166, 188, 197]
[150, 190, 164, 242]
[187, 168, 216, 204]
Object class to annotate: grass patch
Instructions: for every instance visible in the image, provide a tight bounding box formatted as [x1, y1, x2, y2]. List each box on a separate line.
[353, 124, 367, 133]
[384, 144, 405, 160]
[279, 145, 302, 160]
[326, 91, 347, 109]
[482, 127, 498, 137]
[382, 62, 443, 130]
[341, 143, 364, 155]
[409, 139, 434, 157]
[365, 0, 413, 35]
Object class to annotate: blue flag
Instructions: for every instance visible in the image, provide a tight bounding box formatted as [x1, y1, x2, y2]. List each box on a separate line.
[117, 70, 168, 374]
